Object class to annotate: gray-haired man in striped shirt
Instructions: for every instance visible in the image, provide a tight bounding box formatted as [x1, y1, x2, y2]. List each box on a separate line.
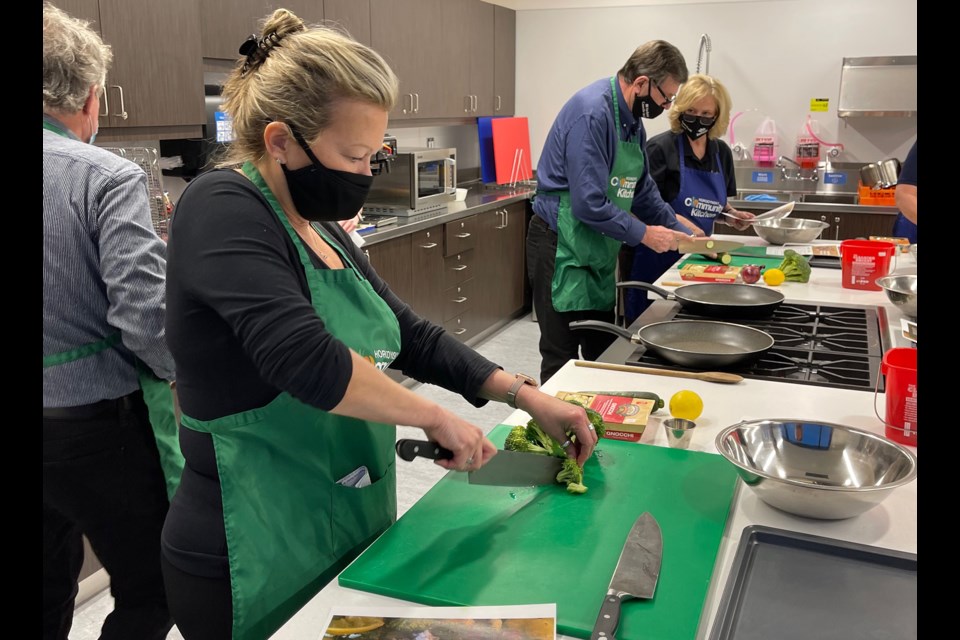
[43, 4, 176, 639]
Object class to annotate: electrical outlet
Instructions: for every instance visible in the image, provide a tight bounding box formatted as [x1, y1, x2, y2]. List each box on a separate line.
[426, 137, 435, 149]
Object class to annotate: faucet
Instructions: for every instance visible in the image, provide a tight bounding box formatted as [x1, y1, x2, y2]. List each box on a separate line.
[776, 155, 819, 182]
[696, 33, 712, 74]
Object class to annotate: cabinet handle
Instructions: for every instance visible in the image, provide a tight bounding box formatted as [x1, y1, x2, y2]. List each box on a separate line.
[834, 216, 841, 241]
[452, 296, 467, 303]
[420, 242, 438, 249]
[110, 85, 128, 120]
[504, 207, 510, 226]
[472, 95, 478, 112]
[452, 264, 468, 271]
[99, 85, 110, 117]
[495, 209, 506, 229]
[455, 232, 471, 238]
[363, 249, 370, 259]
[496, 95, 502, 112]
[453, 328, 467, 335]
[403, 93, 413, 114]
[464, 95, 470, 113]
[414, 93, 419, 113]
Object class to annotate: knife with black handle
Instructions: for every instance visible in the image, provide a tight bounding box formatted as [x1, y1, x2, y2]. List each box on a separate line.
[395, 439, 453, 461]
[590, 512, 663, 640]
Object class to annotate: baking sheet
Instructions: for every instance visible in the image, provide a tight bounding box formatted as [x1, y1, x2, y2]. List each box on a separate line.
[709, 526, 916, 640]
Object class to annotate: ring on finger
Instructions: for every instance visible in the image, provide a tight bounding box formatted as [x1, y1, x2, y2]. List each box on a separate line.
[587, 424, 596, 431]
[561, 439, 573, 449]
[466, 457, 474, 464]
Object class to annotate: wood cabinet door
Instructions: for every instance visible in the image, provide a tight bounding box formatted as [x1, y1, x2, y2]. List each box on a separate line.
[51, 0, 102, 33]
[493, 5, 516, 116]
[365, 233, 413, 304]
[500, 202, 527, 317]
[409, 225, 446, 322]
[324, 0, 371, 46]
[200, 0, 325, 60]
[466, 0, 495, 116]
[371, 0, 443, 120]
[473, 207, 505, 333]
[98, 0, 204, 129]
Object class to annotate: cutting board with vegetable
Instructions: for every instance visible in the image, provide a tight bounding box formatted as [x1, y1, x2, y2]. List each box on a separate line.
[339, 424, 740, 640]
[679, 253, 783, 270]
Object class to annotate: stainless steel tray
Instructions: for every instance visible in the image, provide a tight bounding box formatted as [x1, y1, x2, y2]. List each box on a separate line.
[709, 525, 916, 640]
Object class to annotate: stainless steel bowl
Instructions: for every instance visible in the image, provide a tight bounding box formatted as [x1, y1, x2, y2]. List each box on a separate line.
[875, 274, 917, 319]
[752, 218, 829, 245]
[715, 419, 917, 520]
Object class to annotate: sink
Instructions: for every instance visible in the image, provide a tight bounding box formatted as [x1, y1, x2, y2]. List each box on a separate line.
[800, 193, 859, 205]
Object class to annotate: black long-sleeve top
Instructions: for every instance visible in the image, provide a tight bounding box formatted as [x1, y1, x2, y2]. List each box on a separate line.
[162, 168, 499, 576]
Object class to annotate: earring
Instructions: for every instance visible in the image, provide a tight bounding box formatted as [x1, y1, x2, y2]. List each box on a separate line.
[276, 157, 284, 165]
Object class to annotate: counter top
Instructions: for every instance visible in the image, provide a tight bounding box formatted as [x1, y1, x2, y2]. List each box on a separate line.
[359, 184, 535, 245]
[275, 237, 917, 639]
[728, 198, 897, 216]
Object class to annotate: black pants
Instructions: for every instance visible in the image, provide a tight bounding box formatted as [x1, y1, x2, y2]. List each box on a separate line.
[526, 215, 617, 383]
[161, 554, 233, 639]
[42, 391, 173, 640]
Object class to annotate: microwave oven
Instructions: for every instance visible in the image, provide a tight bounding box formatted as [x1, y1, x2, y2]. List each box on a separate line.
[364, 148, 457, 216]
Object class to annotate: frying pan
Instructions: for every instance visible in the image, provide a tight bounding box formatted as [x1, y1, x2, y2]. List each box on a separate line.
[617, 281, 784, 318]
[569, 319, 775, 368]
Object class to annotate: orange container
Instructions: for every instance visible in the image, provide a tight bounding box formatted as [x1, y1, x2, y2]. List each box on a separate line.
[839, 239, 896, 291]
[880, 348, 917, 446]
[857, 181, 896, 206]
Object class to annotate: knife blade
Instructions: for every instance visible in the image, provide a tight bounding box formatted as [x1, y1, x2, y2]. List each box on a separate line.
[677, 238, 744, 254]
[394, 439, 562, 487]
[590, 512, 663, 640]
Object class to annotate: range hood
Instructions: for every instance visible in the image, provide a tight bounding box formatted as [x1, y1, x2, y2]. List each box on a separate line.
[837, 56, 917, 118]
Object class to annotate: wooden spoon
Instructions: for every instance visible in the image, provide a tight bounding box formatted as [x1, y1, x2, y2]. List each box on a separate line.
[574, 360, 744, 384]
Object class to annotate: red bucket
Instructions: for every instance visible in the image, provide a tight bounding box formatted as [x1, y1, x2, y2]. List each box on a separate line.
[840, 239, 896, 291]
[876, 347, 917, 446]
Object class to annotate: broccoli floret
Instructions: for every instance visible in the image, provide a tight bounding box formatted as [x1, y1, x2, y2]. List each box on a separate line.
[505, 424, 552, 455]
[563, 399, 608, 439]
[525, 419, 566, 457]
[584, 407, 607, 439]
[778, 249, 811, 283]
[556, 457, 588, 494]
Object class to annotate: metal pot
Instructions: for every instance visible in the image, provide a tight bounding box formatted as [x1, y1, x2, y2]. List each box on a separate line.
[569, 319, 775, 369]
[617, 281, 784, 318]
[860, 158, 902, 189]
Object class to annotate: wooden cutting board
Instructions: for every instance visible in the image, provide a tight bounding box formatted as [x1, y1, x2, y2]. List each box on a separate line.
[339, 425, 740, 640]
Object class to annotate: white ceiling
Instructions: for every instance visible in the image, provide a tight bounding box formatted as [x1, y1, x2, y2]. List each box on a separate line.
[491, 0, 782, 9]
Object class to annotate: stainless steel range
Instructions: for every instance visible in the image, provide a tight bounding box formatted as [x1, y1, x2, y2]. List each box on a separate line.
[622, 302, 892, 391]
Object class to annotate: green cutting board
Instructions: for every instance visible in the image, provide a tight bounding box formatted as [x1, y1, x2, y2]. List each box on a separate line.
[339, 424, 740, 640]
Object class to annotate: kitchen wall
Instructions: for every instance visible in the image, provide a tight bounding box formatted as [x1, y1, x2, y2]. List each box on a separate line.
[512, 0, 917, 167]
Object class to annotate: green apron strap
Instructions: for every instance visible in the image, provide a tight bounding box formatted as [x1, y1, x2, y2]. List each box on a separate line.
[43, 120, 72, 138]
[137, 366, 185, 501]
[43, 332, 121, 368]
[550, 77, 646, 312]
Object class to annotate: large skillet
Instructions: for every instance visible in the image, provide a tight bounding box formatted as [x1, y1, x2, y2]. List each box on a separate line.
[570, 319, 775, 368]
[617, 281, 785, 318]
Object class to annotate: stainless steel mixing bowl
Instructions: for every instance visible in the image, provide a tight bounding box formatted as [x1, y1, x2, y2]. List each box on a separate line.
[752, 218, 829, 245]
[715, 419, 917, 520]
[875, 274, 917, 319]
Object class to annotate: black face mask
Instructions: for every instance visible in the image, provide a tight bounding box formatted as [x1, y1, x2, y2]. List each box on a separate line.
[632, 82, 665, 120]
[680, 113, 717, 140]
[281, 129, 373, 222]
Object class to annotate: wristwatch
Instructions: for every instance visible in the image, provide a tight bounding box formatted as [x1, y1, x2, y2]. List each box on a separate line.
[506, 373, 538, 409]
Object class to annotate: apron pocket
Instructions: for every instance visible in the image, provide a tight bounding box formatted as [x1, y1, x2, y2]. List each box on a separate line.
[330, 461, 396, 558]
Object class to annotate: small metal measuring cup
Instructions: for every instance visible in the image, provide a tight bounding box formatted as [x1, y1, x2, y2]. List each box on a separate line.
[663, 418, 697, 449]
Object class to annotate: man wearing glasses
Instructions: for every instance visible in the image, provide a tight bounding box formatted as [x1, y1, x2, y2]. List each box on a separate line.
[527, 40, 691, 383]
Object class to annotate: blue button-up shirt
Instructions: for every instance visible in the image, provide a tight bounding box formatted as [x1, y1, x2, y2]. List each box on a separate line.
[43, 113, 174, 407]
[532, 77, 686, 246]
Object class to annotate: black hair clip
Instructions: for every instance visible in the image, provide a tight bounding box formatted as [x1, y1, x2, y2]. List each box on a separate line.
[238, 34, 259, 59]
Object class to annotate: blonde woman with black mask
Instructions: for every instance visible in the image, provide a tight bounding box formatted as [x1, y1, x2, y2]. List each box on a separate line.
[160, 10, 596, 639]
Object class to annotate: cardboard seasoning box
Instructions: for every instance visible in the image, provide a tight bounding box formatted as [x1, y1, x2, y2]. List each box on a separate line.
[679, 263, 741, 283]
[555, 391, 656, 443]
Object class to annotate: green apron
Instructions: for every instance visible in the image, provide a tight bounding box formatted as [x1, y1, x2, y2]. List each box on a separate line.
[549, 76, 646, 312]
[42, 121, 184, 501]
[180, 162, 402, 639]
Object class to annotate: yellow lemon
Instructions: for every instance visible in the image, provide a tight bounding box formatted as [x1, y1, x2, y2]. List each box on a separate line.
[763, 268, 786, 286]
[669, 390, 703, 421]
